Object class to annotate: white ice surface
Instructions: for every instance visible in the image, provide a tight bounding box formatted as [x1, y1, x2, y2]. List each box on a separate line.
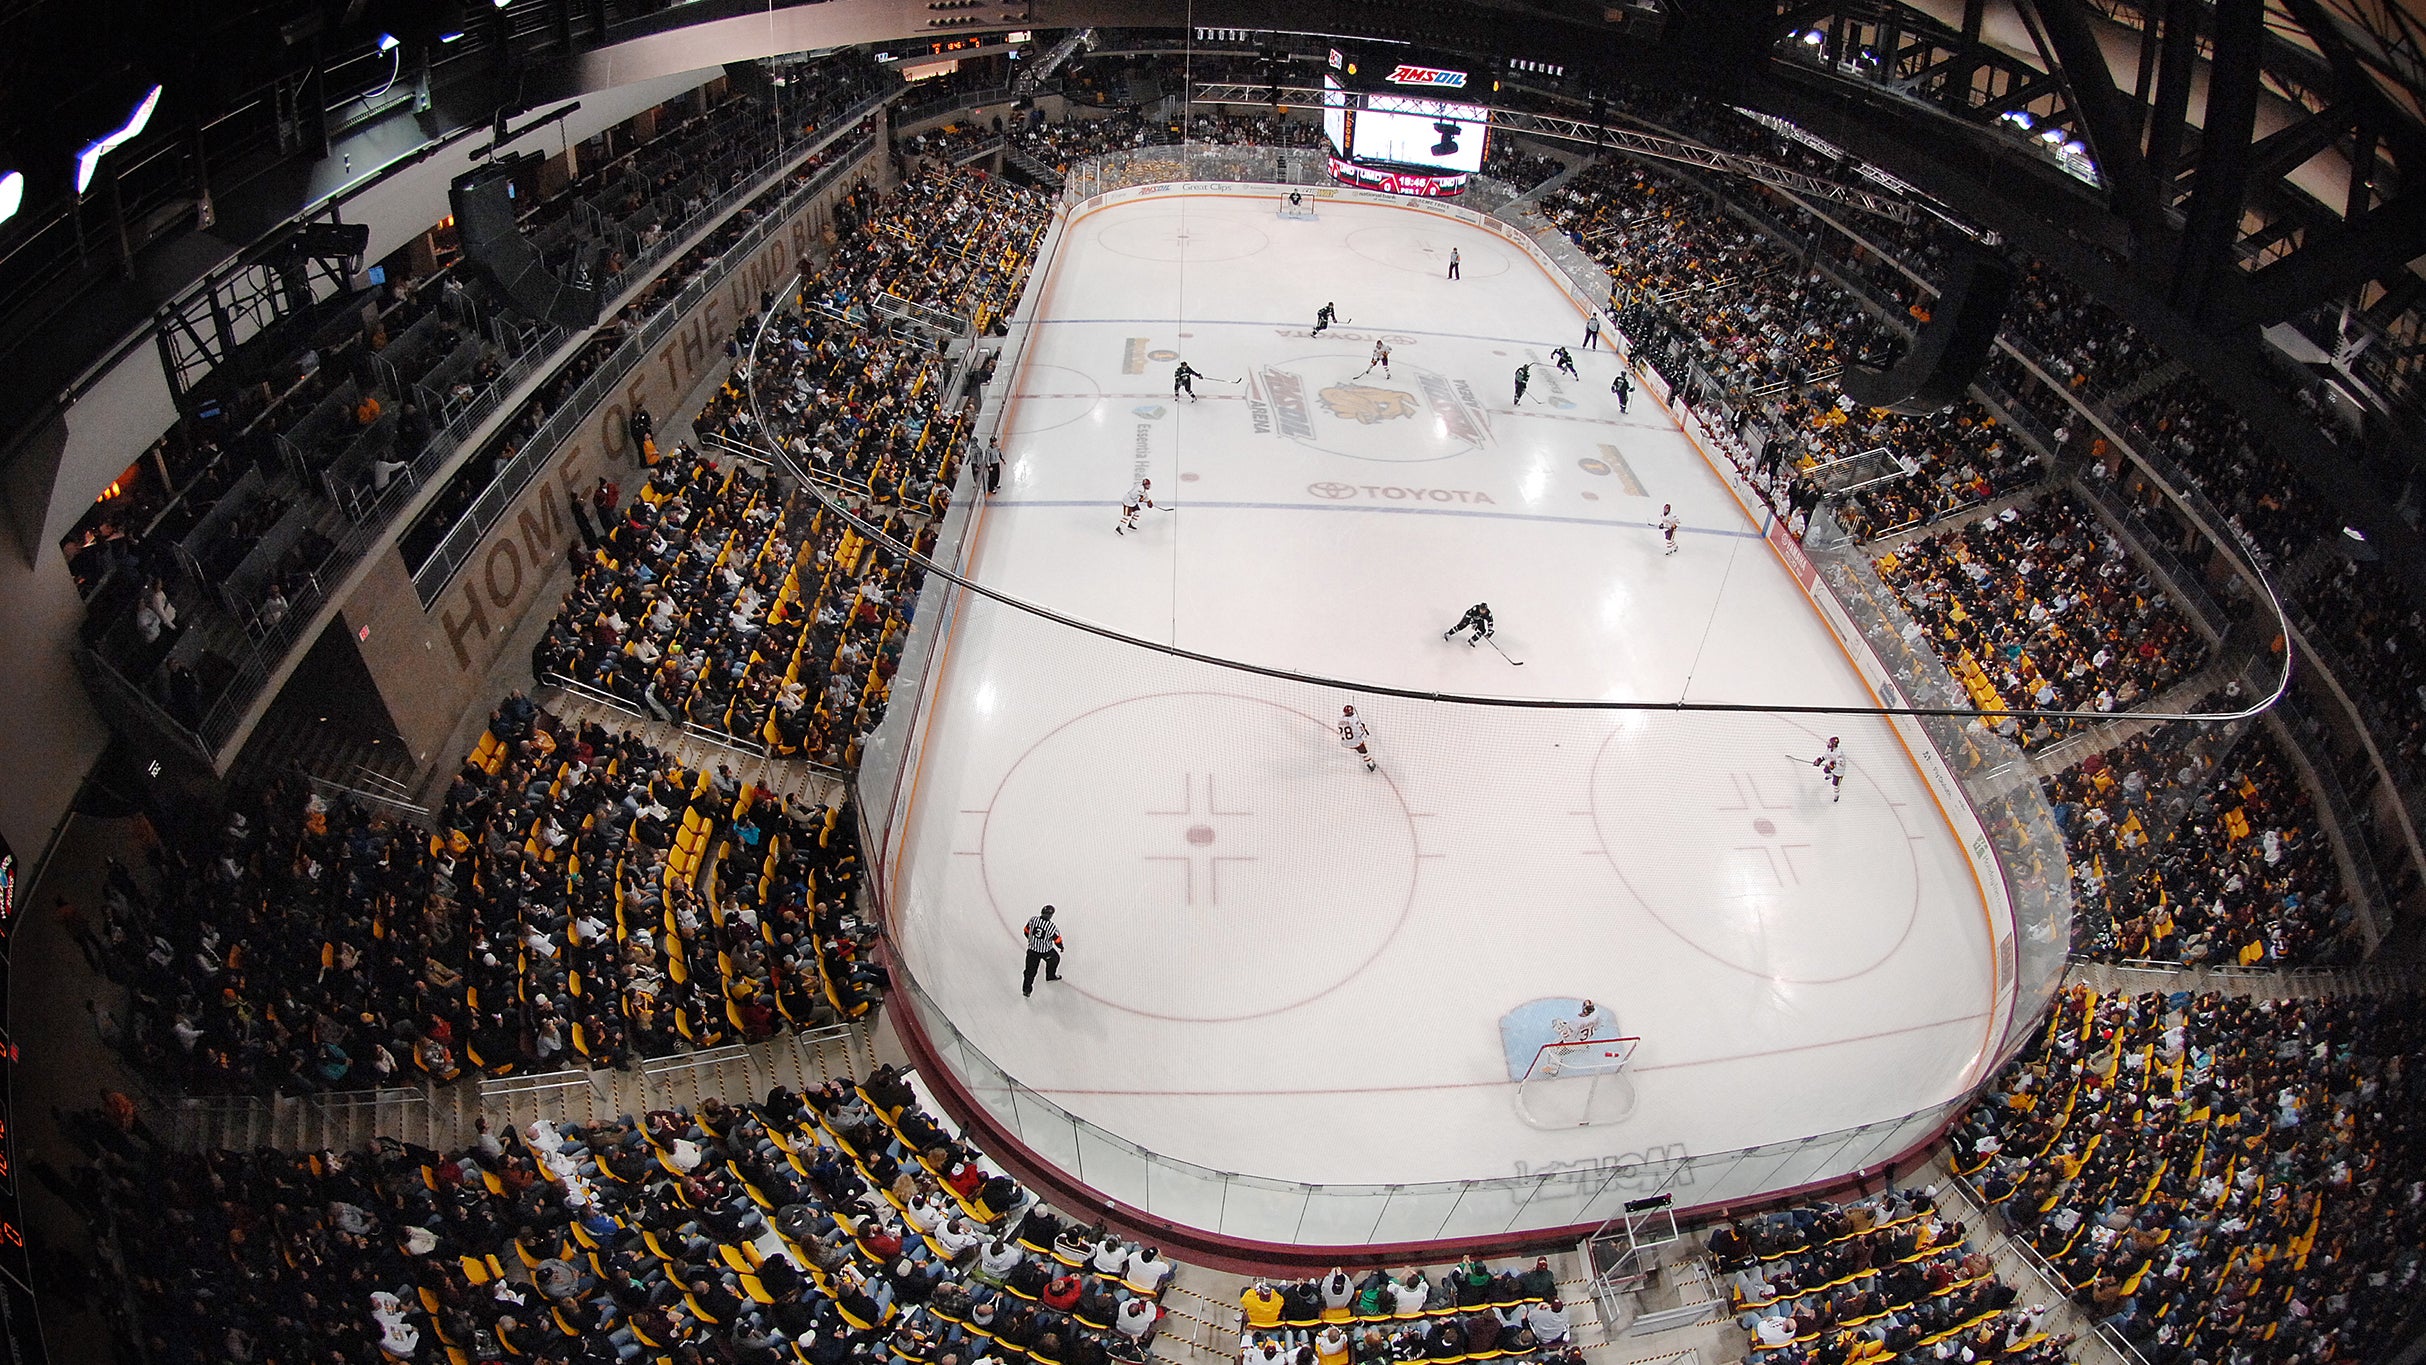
[884, 193, 1998, 1236]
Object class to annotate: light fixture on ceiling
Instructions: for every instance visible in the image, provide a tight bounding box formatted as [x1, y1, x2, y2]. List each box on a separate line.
[0, 171, 22, 227]
[75, 84, 163, 194]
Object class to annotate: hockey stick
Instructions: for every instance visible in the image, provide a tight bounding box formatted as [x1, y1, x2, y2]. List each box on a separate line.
[1483, 635, 1526, 666]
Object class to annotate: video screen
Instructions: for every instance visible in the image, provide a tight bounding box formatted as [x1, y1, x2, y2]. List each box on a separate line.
[1323, 73, 1348, 156]
[1348, 92, 1488, 173]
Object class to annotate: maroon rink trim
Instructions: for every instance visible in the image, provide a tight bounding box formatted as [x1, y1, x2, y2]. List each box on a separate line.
[876, 948, 1964, 1274]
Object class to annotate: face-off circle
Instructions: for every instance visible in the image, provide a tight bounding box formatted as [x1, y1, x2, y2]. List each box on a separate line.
[1010, 363, 1107, 432]
[1586, 714, 1923, 984]
[979, 692, 1421, 1020]
[1095, 211, 1271, 263]
[1345, 224, 1512, 278]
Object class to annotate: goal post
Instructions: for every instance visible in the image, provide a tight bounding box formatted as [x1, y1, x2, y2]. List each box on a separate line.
[1515, 1035, 1641, 1129]
[1274, 198, 1318, 221]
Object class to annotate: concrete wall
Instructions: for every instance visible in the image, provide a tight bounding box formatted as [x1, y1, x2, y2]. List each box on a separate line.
[350, 149, 874, 767]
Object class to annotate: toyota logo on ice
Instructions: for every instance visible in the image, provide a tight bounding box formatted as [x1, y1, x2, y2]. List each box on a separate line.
[1306, 481, 1498, 504]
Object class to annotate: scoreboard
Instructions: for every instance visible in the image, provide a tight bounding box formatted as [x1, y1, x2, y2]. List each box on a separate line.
[1321, 48, 1492, 196]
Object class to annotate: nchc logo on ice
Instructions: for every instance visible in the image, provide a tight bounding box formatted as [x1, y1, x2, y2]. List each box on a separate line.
[1386, 63, 1468, 88]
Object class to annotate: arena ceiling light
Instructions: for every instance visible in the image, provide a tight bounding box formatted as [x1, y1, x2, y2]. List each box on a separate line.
[74, 84, 163, 195]
[0, 171, 22, 227]
[378, 31, 401, 51]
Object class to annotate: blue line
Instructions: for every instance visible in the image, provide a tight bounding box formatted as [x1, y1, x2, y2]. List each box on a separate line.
[987, 497, 1764, 539]
[1019, 316, 1567, 348]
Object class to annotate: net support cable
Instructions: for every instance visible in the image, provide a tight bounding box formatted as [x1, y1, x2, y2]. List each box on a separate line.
[724, 247, 2291, 727]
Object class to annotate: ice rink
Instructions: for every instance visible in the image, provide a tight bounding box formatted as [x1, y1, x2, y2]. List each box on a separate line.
[883, 190, 2002, 1235]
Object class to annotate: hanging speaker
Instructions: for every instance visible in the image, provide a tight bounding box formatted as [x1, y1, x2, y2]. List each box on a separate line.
[448, 161, 602, 331]
[1837, 247, 2014, 415]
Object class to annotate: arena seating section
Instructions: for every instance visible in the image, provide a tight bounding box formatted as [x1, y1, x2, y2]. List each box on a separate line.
[1952, 986, 2425, 1364]
[1872, 492, 2210, 745]
[1714, 1191, 2071, 1365]
[67, 52, 882, 731]
[105, 692, 881, 1091]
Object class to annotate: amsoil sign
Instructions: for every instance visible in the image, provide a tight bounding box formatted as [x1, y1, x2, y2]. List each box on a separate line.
[1387, 64, 1468, 88]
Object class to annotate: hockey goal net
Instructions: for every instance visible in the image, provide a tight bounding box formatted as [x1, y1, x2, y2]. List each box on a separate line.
[1515, 1036, 1641, 1129]
[1274, 198, 1318, 221]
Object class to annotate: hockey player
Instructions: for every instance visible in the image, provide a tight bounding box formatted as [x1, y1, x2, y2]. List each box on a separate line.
[1115, 478, 1155, 535]
[1552, 345, 1579, 380]
[1363, 339, 1392, 378]
[1173, 361, 1203, 402]
[1610, 369, 1632, 414]
[1447, 248, 1461, 280]
[1312, 302, 1338, 336]
[1656, 503, 1679, 556]
[1443, 602, 1494, 645]
[1512, 363, 1533, 405]
[1812, 736, 1846, 802]
[1338, 704, 1377, 772]
[1542, 999, 1607, 1076]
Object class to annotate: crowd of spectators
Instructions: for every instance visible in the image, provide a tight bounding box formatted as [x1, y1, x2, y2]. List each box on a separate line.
[534, 164, 1042, 770]
[85, 1051, 1622, 1365]
[1009, 109, 1163, 169]
[403, 85, 891, 570]
[1712, 1190, 2071, 1365]
[1539, 158, 2043, 543]
[816, 167, 1051, 331]
[1872, 493, 2210, 746]
[100, 691, 881, 1093]
[2300, 561, 2426, 776]
[96, 1077, 1061, 1365]
[1481, 139, 1568, 192]
[2045, 718, 2361, 965]
[1230, 1259, 1583, 1365]
[1953, 986, 2426, 1364]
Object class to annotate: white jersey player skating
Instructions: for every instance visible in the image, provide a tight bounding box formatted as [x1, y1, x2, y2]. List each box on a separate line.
[1365, 340, 1392, 378]
[1656, 504, 1679, 556]
[1812, 736, 1846, 802]
[1116, 478, 1154, 535]
[1338, 704, 1377, 772]
[1544, 999, 1607, 1075]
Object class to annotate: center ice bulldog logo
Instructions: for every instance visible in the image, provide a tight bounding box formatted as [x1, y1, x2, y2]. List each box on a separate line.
[1251, 356, 1487, 463]
[1319, 383, 1418, 425]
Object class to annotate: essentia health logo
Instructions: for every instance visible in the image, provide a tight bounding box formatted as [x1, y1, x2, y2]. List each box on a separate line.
[1387, 63, 1468, 88]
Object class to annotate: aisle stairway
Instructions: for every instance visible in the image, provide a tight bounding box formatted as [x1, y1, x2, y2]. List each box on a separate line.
[167, 1022, 874, 1153]
[539, 683, 846, 815]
